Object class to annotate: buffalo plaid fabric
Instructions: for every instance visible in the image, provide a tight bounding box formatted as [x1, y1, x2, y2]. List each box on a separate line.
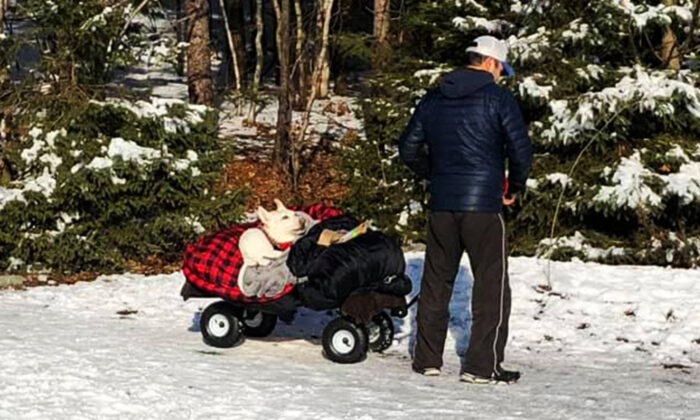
[182, 204, 342, 303]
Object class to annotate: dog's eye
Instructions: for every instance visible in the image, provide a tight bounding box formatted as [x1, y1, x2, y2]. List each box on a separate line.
[282, 215, 289, 220]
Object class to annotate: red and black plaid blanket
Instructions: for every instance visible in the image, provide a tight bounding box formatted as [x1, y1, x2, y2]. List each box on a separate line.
[182, 204, 342, 303]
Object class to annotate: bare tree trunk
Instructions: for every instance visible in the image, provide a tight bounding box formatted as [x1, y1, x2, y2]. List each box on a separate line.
[373, 0, 390, 45]
[0, 0, 6, 31]
[318, 47, 330, 98]
[661, 0, 681, 70]
[247, 0, 264, 121]
[315, 0, 333, 98]
[292, 0, 307, 108]
[229, 0, 247, 88]
[185, 0, 214, 106]
[219, 0, 241, 90]
[292, 0, 332, 185]
[175, 0, 186, 76]
[372, 0, 390, 70]
[273, 0, 293, 177]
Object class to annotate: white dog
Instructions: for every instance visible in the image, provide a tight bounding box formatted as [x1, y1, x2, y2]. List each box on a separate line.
[239, 199, 306, 267]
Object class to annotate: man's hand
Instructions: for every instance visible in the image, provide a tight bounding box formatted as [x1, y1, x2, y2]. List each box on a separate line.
[502, 193, 516, 206]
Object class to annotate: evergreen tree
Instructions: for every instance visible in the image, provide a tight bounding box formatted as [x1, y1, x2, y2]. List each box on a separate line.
[341, 0, 700, 267]
[0, 1, 245, 274]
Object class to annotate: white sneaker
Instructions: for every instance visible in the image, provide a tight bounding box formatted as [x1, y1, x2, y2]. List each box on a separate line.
[459, 372, 498, 384]
[460, 369, 520, 384]
[422, 367, 441, 377]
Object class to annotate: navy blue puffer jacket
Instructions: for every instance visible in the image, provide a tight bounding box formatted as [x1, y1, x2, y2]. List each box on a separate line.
[398, 69, 533, 212]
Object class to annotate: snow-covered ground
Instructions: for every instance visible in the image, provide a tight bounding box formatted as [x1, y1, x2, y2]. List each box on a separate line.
[112, 12, 365, 161]
[219, 94, 364, 160]
[1, 255, 698, 419]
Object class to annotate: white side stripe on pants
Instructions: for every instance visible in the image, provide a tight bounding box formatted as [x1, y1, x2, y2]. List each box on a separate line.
[492, 213, 507, 376]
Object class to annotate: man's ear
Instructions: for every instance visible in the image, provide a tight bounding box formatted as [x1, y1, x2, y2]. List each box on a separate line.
[257, 206, 270, 224]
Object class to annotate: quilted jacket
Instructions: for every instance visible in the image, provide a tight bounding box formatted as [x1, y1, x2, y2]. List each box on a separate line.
[398, 68, 533, 212]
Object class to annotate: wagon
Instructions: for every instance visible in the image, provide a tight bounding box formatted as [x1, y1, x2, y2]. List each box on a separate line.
[181, 281, 411, 363]
[180, 204, 413, 363]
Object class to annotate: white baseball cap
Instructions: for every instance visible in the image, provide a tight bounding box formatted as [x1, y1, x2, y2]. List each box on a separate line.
[466, 35, 515, 77]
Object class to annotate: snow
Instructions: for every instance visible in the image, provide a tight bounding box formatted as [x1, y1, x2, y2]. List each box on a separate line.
[396, 200, 423, 230]
[0, 254, 698, 419]
[594, 151, 662, 210]
[594, 148, 700, 208]
[0, 168, 57, 210]
[7, 257, 24, 271]
[519, 76, 553, 100]
[664, 162, 700, 205]
[544, 172, 571, 188]
[92, 98, 205, 121]
[38, 153, 63, 173]
[86, 156, 113, 170]
[108, 137, 162, 165]
[538, 232, 626, 261]
[576, 64, 605, 82]
[45, 129, 66, 146]
[665, 144, 690, 162]
[413, 66, 453, 85]
[526, 178, 540, 190]
[453, 16, 514, 33]
[21, 137, 46, 164]
[81, 138, 200, 183]
[455, 0, 487, 12]
[612, 0, 693, 28]
[28, 126, 43, 138]
[0, 186, 26, 209]
[509, 0, 549, 15]
[507, 27, 550, 65]
[597, 67, 700, 119]
[219, 95, 364, 159]
[184, 216, 205, 234]
[561, 19, 591, 43]
[542, 66, 700, 144]
[79, 6, 121, 31]
[55, 212, 79, 233]
[20, 168, 57, 198]
[20, 128, 65, 173]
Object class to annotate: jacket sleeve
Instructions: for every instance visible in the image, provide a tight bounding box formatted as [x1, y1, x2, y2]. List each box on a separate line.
[498, 91, 533, 195]
[398, 97, 430, 180]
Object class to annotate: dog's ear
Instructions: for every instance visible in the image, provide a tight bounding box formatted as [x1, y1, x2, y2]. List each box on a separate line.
[257, 206, 270, 224]
[274, 198, 288, 211]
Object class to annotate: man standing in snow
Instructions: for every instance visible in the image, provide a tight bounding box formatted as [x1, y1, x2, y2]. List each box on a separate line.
[398, 36, 532, 384]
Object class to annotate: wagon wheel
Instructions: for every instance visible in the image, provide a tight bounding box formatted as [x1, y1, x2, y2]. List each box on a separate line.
[200, 301, 243, 348]
[367, 311, 394, 353]
[322, 317, 368, 364]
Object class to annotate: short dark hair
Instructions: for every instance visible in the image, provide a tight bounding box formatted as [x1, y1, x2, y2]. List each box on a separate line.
[467, 51, 485, 66]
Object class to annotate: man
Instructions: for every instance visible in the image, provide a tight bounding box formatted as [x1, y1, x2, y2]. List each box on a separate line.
[398, 36, 533, 384]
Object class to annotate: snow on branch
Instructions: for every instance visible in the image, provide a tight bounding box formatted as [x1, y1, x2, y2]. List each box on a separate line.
[611, 0, 694, 28]
[542, 66, 700, 144]
[593, 150, 663, 210]
[453, 16, 515, 34]
[506, 27, 551, 64]
[519, 76, 554, 100]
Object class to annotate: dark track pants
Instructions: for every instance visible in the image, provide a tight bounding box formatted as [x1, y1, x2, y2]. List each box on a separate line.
[412, 211, 511, 377]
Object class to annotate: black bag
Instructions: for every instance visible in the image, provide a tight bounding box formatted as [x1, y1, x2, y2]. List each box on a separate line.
[287, 215, 360, 278]
[288, 218, 411, 309]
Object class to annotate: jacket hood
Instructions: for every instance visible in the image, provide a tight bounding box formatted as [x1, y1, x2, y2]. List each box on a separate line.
[439, 69, 494, 98]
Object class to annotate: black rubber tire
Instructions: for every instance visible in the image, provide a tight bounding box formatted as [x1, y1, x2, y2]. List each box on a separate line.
[200, 301, 242, 348]
[367, 311, 394, 353]
[240, 310, 278, 338]
[322, 317, 368, 364]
